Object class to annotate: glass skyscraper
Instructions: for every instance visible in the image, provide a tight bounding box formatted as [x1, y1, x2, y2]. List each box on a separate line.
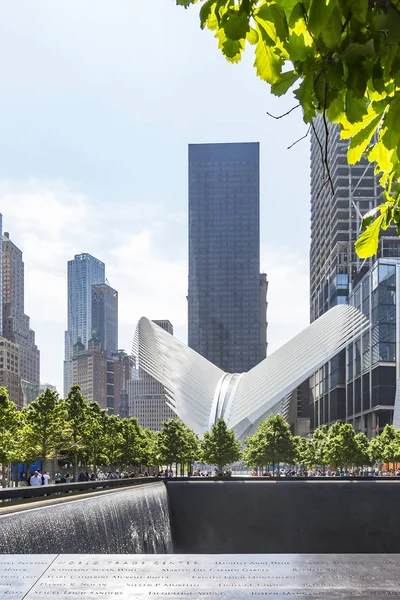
[91, 283, 118, 357]
[63, 253, 105, 396]
[308, 118, 400, 434]
[188, 142, 266, 374]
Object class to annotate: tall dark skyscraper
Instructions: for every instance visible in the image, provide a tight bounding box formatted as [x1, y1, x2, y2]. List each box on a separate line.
[188, 142, 267, 374]
[91, 283, 118, 357]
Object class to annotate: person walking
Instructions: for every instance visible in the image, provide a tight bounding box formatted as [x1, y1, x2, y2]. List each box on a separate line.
[30, 471, 42, 486]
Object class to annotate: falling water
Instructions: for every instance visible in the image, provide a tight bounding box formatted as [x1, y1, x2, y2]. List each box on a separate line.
[0, 482, 172, 554]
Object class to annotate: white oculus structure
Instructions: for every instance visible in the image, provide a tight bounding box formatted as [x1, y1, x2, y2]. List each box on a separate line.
[132, 305, 369, 440]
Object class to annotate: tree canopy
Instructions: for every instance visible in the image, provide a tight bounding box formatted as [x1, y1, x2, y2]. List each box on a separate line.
[201, 417, 242, 471]
[244, 414, 297, 472]
[176, 0, 400, 258]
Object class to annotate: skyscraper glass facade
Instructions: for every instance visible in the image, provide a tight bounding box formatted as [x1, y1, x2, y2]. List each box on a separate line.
[309, 259, 400, 435]
[308, 118, 400, 434]
[188, 142, 265, 374]
[64, 253, 105, 396]
[91, 283, 118, 357]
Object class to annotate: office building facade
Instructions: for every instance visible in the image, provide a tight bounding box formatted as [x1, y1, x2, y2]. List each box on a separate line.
[188, 142, 267, 373]
[91, 283, 118, 357]
[308, 119, 400, 433]
[310, 118, 400, 323]
[71, 337, 107, 408]
[0, 337, 22, 408]
[2, 232, 40, 402]
[64, 253, 105, 396]
[113, 350, 134, 417]
[310, 259, 400, 434]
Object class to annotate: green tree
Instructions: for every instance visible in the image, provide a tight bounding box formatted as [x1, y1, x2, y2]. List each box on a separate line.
[182, 424, 201, 474]
[311, 425, 329, 468]
[201, 417, 242, 472]
[82, 402, 108, 477]
[118, 417, 144, 471]
[379, 424, 400, 469]
[177, 0, 400, 257]
[244, 414, 297, 475]
[102, 414, 124, 468]
[140, 428, 160, 471]
[0, 387, 20, 487]
[63, 385, 89, 481]
[159, 419, 193, 476]
[20, 388, 66, 474]
[324, 422, 361, 470]
[294, 435, 313, 468]
[354, 431, 372, 469]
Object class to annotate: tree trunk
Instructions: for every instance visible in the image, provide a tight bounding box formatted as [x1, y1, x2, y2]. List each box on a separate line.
[13, 462, 19, 488]
[93, 448, 98, 478]
[42, 451, 47, 477]
[1, 464, 6, 488]
[73, 451, 78, 482]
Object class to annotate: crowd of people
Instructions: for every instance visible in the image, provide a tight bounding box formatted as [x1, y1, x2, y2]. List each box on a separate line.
[24, 466, 400, 485]
[253, 468, 400, 477]
[26, 469, 178, 485]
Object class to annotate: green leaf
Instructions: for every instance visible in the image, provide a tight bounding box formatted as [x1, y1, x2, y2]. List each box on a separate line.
[346, 61, 367, 98]
[271, 70, 299, 96]
[322, 6, 343, 49]
[313, 71, 327, 106]
[368, 140, 396, 181]
[349, 0, 368, 23]
[288, 4, 314, 61]
[355, 214, 384, 258]
[360, 204, 384, 231]
[372, 61, 385, 94]
[279, 0, 300, 19]
[381, 93, 400, 150]
[372, 9, 400, 44]
[221, 11, 250, 41]
[222, 37, 245, 61]
[176, 0, 197, 6]
[254, 26, 283, 84]
[340, 39, 375, 62]
[215, 28, 244, 62]
[345, 90, 368, 123]
[347, 113, 382, 164]
[255, 3, 288, 43]
[308, 0, 342, 49]
[246, 26, 259, 45]
[326, 59, 343, 88]
[200, 0, 215, 28]
[326, 91, 345, 122]
[294, 73, 316, 123]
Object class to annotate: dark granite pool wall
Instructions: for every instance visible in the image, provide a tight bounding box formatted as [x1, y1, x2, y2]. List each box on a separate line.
[166, 480, 400, 553]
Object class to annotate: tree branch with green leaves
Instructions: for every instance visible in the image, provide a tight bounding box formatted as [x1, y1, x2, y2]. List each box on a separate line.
[176, 0, 400, 257]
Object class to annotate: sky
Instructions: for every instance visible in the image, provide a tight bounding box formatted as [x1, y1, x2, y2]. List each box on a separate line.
[0, 0, 310, 393]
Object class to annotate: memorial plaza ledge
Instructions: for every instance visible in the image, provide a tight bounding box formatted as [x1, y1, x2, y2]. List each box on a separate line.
[133, 304, 379, 440]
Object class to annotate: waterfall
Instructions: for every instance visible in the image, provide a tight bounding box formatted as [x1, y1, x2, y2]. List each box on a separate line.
[0, 482, 172, 554]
